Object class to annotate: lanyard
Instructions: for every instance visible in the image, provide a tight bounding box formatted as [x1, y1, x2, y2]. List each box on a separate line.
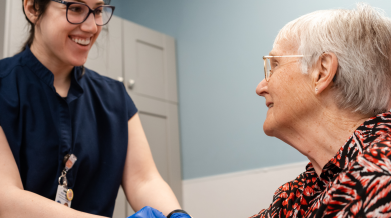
[56, 154, 77, 207]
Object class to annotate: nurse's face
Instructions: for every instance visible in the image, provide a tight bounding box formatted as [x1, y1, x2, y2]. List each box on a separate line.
[31, 0, 104, 67]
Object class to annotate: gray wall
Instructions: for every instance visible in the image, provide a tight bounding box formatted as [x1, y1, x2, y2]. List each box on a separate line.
[111, 0, 391, 179]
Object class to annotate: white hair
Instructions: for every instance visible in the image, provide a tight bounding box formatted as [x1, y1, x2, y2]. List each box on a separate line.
[275, 3, 391, 116]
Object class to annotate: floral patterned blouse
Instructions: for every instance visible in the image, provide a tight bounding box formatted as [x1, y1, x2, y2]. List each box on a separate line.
[251, 112, 391, 218]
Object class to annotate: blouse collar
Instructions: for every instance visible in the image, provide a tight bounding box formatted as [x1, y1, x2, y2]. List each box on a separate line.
[21, 45, 84, 102]
[305, 112, 391, 184]
[328, 112, 391, 170]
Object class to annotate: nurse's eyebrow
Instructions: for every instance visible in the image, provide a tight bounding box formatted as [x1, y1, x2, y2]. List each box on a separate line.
[73, 0, 105, 6]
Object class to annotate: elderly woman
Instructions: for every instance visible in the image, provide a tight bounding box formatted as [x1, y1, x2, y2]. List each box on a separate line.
[252, 3, 391, 218]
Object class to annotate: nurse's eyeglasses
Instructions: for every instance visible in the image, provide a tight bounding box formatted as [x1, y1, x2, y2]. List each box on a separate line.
[51, 0, 115, 26]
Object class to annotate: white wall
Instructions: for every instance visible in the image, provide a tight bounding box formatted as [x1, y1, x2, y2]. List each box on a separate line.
[183, 161, 308, 218]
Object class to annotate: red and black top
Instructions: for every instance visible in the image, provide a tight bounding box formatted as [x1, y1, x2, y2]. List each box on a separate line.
[251, 112, 391, 218]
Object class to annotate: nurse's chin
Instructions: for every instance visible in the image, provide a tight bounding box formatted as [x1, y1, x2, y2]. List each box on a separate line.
[69, 57, 88, 67]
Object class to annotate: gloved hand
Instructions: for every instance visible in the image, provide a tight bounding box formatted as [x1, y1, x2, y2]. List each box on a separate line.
[127, 206, 166, 218]
[168, 212, 192, 218]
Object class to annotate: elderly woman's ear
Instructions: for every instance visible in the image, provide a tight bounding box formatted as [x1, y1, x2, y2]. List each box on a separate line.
[311, 52, 338, 94]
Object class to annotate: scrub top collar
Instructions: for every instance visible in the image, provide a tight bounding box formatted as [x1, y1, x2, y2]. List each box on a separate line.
[22, 45, 84, 103]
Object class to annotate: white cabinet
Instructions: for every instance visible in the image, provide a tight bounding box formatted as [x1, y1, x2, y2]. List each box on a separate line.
[1, 1, 183, 217]
[85, 15, 183, 218]
[122, 20, 178, 103]
[117, 20, 182, 218]
[85, 18, 182, 217]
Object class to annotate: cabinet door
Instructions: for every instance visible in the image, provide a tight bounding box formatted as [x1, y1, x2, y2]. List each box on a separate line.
[123, 20, 178, 103]
[113, 20, 182, 218]
[122, 95, 182, 217]
[84, 15, 123, 81]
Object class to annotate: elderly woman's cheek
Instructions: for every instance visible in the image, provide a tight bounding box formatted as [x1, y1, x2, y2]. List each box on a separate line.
[280, 81, 313, 124]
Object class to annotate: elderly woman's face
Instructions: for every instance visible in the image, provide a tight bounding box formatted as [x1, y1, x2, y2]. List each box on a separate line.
[256, 39, 314, 137]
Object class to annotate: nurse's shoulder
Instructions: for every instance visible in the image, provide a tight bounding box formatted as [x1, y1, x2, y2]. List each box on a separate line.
[81, 67, 137, 117]
[82, 66, 128, 95]
[0, 52, 25, 79]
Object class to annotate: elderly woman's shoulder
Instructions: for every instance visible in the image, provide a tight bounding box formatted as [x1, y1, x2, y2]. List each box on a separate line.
[362, 140, 391, 162]
[328, 140, 391, 211]
[350, 140, 391, 176]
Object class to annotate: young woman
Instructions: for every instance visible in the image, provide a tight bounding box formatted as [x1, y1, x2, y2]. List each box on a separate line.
[0, 0, 190, 217]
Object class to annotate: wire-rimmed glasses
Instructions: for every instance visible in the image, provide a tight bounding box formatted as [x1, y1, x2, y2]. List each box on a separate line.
[51, 0, 115, 26]
[263, 55, 305, 81]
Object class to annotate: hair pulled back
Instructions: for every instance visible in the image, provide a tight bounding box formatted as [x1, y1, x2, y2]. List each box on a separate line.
[21, 0, 51, 51]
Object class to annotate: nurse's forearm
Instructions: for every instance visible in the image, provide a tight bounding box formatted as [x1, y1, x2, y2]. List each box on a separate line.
[0, 187, 108, 218]
[126, 176, 181, 216]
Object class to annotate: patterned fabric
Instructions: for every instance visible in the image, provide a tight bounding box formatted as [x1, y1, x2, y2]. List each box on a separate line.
[250, 112, 391, 218]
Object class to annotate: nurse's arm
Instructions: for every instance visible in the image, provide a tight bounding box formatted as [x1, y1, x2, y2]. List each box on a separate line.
[122, 113, 181, 216]
[0, 126, 107, 218]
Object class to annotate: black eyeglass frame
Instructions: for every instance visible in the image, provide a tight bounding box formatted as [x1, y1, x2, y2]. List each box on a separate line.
[51, 0, 115, 26]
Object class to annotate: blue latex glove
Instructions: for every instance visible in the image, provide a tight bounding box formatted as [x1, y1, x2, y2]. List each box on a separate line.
[127, 206, 166, 218]
[169, 212, 192, 218]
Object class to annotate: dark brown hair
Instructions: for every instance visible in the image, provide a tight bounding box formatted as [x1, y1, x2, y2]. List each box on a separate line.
[21, 0, 51, 52]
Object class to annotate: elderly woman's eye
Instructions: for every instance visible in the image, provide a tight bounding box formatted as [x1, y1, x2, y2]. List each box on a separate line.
[271, 61, 278, 69]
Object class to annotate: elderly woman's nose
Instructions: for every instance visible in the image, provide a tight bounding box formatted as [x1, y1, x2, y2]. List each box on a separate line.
[256, 79, 268, 96]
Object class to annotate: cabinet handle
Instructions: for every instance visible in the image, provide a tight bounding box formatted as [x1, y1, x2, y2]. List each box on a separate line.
[117, 77, 124, 82]
[128, 79, 135, 89]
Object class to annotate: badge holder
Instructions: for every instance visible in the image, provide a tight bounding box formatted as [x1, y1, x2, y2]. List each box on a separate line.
[55, 154, 77, 208]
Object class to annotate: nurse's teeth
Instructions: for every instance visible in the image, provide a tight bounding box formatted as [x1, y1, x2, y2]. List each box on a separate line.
[71, 37, 91, 45]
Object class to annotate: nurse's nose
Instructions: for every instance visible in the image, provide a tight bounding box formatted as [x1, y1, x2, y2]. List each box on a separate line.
[256, 79, 268, 97]
[80, 13, 98, 34]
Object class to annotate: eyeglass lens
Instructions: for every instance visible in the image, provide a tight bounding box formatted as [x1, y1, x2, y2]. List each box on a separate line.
[67, 4, 113, 26]
[264, 58, 272, 81]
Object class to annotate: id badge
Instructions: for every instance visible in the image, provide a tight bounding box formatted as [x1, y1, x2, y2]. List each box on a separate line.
[55, 185, 72, 208]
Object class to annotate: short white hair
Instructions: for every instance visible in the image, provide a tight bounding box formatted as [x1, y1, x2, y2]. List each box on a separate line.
[275, 3, 391, 116]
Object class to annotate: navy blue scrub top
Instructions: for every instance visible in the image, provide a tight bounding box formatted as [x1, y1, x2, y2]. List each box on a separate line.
[0, 46, 137, 217]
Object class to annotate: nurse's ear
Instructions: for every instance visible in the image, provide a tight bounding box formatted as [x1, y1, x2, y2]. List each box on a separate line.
[24, 0, 39, 24]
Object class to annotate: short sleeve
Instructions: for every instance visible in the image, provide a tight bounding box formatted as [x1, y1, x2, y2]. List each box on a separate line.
[122, 84, 138, 120]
